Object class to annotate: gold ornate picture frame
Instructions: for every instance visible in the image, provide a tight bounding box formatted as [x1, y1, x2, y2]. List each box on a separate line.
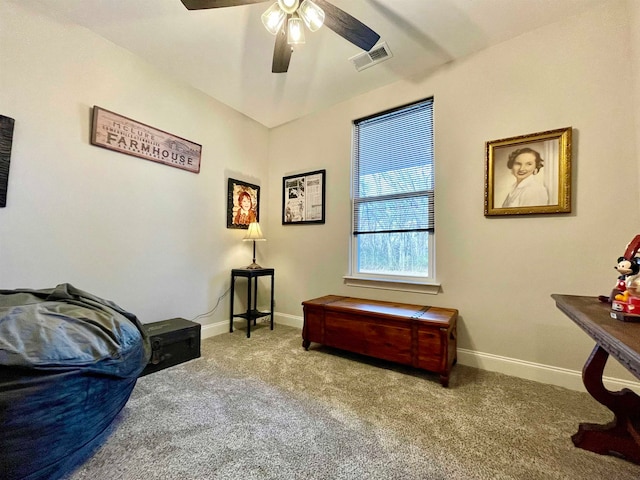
[484, 127, 572, 216]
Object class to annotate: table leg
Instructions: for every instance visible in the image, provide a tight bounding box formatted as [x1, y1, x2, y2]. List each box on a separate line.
[229, 274, 235, 333]
[270, 273, 274, 331]
[246, 276, 252, 338]
[253, 277, 258, 326]
[302, 308, 309, 350]
[572, 344, 640, 463]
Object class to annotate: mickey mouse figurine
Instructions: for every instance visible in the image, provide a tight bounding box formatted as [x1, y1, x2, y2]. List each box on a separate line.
[599, 234, 640, 304]
[612, 257, 640, 301]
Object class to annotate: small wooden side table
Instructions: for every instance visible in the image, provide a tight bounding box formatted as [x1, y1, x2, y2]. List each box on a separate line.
[552, 294, 640, 464]
[230, 268, 275, 338]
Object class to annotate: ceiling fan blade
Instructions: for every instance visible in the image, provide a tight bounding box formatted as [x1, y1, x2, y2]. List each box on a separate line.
[314, 0, 380, 51]
[180, 0, 269, 10]
[272, 21, 292, 73]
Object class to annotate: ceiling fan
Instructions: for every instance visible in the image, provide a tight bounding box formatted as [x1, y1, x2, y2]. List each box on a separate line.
[180, 0, 380, 73]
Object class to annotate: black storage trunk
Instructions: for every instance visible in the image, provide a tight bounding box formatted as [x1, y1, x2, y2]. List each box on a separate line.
[140, 318, 201, 376]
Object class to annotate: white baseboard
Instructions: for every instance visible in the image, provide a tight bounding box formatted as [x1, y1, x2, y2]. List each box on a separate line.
[202, 312, 640, 393]
[272, 312, 304, 329]
[201, 312, 302, 339]
[457, 348, 640, 393]
[202, 321, 231, 339]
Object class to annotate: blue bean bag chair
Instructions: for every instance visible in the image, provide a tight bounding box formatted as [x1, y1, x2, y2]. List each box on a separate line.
[0, 284, 150, 480]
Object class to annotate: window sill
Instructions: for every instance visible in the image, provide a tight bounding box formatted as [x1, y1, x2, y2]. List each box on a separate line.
[342, 276, 441, 295]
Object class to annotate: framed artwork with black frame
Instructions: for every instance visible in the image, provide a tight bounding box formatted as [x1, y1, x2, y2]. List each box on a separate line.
[0, 115, 15, 208]
[484, 127, 572, 216]
[282, 169, 326, 225]
[227, 178, 260, 229]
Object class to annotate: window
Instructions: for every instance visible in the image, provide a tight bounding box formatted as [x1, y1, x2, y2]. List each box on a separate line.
[348, 98, 435, 291]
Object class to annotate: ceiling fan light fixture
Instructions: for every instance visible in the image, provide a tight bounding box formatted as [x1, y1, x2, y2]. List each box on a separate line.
[287, 14, 305, 45]
[261, 3, 287, 35]
[277, 0, 299, 15]
[298, 0, 324, 32]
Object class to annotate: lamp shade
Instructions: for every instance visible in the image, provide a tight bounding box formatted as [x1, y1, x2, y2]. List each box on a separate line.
[287, 15, 305, 45]
[243, 222, 266, 241]
[299, 0, 324, 32]
[243, 222, 266, 269]
[261, 3, 287, 35]
[277, 0, 299, 14]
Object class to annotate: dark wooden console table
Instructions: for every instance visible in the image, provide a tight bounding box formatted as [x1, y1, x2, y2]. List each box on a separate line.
[552, 294, 640, 464]
[230, 268, 274, 338]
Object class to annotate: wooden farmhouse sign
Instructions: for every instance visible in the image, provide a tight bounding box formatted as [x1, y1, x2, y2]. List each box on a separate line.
[91, 106, 201, 173]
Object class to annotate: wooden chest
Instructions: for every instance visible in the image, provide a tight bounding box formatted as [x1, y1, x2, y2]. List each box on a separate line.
[302, 295, 458, 387]
[140, 318, 201, 376]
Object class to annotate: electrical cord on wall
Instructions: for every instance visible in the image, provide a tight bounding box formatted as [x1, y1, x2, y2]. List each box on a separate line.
[190, 287, 231, 322]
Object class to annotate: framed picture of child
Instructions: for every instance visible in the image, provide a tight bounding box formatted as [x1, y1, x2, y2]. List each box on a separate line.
[484, 127, 572, 216]
[227, 178, 260, 229]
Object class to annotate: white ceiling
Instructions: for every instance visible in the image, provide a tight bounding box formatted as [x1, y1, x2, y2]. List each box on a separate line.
[19, 0, 605, 128]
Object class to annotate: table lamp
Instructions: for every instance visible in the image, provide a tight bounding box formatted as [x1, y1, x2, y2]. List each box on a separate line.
[243, 222, 266, 269]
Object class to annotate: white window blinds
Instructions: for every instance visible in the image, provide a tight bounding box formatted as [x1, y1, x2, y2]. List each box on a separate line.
[353, 98, 434, 235]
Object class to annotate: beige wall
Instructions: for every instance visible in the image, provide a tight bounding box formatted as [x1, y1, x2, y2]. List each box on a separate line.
[267, 0, 640, 388]
[2, 0, 639, 391]
[631, 0, 640, 209]
[0, 2, 270, 325]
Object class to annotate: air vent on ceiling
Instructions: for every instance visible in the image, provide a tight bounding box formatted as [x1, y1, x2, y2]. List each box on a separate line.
[349, 42, 393, 72]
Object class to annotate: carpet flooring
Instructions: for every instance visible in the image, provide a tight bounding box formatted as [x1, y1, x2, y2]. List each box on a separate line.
[66, 323, 640, 479]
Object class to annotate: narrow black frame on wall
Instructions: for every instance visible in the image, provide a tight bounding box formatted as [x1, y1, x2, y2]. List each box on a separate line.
[0, 115, 15, 208]
[282, 169, 326, 225]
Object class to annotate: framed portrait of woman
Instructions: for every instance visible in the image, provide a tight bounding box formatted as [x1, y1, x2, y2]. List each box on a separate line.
[227, 178, 260, 229]
[484, 127, 572, 216]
